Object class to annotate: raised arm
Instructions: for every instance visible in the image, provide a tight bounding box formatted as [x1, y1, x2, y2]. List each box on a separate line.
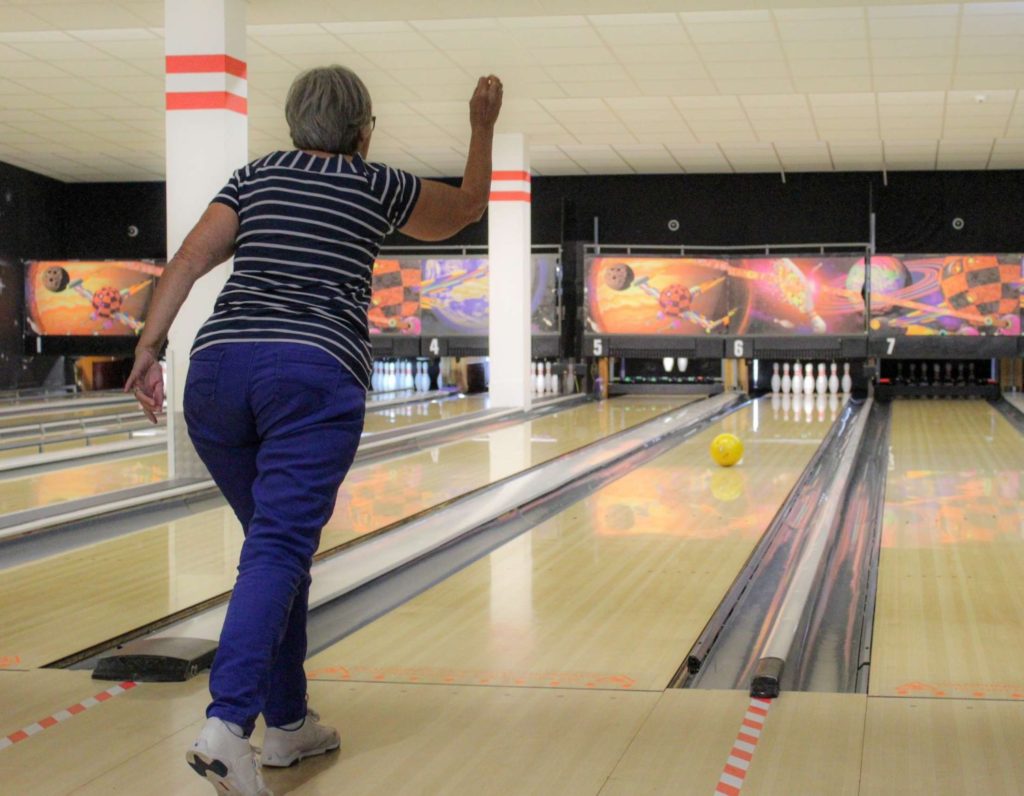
[125, 201, 238, 421]
[399, 75, 503, 242]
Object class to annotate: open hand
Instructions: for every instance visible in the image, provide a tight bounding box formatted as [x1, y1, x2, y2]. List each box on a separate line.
[125, 347, 165, 424]
[469, 75, 502, 131]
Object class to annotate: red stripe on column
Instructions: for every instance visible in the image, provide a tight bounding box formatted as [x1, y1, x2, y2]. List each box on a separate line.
[166, 54, 247, 78]
[166, 91, 247, 115]
[489, 191, 531, 202]
[492, 170, 531, 182]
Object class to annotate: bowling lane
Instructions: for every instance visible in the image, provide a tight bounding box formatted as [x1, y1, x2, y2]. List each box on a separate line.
[0, 393, 484, 514]
[0, 397, 137, 430]
[0, 451, 168, 515]
[362, 393, 489, 434]
[869, 400, 1024, 699]
[304, 397, 835, 692]
[0, 396, 690, 668]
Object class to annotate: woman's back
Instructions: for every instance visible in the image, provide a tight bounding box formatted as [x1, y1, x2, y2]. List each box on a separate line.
[192, 150, 420, 389]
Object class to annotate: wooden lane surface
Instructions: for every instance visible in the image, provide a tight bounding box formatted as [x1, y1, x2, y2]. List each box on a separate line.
[869, 400, 1024, 700]
[305, 399, 832, 693]
[362, 393, 489, 434]
[0, 671, 659, 796]
[0, 451, 168, 514]
[0, 397, 689, 669]
[5, 675, 1021, 793]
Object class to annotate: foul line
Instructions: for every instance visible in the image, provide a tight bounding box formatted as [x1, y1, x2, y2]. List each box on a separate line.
[0, 681, 137, 752]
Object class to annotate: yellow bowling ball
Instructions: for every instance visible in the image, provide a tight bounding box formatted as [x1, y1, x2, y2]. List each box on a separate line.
[710, 433, 743, 467]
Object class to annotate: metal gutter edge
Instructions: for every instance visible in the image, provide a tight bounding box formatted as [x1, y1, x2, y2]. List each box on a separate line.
[750, 399, 872, 698]
[678, 398, 864, 688]
[993, 395, 1024, 435]
[0, 436, 167, 477]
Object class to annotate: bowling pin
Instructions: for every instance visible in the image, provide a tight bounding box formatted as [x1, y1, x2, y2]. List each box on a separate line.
[371, 361, 380, 392]
[782, 362, 792, 395]
[841, 362, 852, 394]
[662, 356, 674, 374]
[677, 357, 688, 373]
[816, 363, 827, 396]
[828, 362, 839, 396]
[437, 362, 445, 390]
[793, 363, 803, 396]
[530, 362, 538, 394]
[545, 362, 555, 394]
[803, 365, 814, 396]
[535, 362, 546, 395]
[771, 362, 781, 394]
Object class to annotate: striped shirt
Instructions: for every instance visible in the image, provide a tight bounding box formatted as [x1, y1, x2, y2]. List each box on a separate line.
[193, 150, 421, 389]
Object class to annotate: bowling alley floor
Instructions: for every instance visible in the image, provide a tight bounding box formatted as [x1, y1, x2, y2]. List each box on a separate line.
[3, 398, 1024, 795]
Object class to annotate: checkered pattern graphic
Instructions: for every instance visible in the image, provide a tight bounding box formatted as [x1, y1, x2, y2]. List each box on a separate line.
[941, 256, 1020, 319]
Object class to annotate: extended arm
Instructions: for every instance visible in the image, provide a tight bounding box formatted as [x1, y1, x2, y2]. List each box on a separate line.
[125, 201, 238, 421]
[399, 75, 503, 242]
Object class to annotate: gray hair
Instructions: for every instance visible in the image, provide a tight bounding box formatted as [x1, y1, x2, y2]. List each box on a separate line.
[285, 65, 372, 155]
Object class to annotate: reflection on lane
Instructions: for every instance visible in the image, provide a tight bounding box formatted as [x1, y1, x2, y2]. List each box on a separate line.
[0, 452, 168, 515]
[363, 394, 490, 434]
[0, 396, 693, 668]
[870, 400, 1024, 699]
[304, 398, 834, 691]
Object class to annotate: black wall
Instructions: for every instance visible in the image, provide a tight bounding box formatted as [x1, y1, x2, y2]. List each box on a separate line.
[52, 168, 1024, 256]
[388, 169, 1024, 253]
[63, 182, 166, 260]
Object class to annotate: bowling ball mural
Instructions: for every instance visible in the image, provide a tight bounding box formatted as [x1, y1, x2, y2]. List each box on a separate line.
[419, 255, 559, 336]
[25, 260, 163, 336]
[728, 257, 865, 335]
[865, 254, 1023, 337]
[368, 259, 421, 335]
[587, 257, 734, 335]
[588, 255, 862, 336]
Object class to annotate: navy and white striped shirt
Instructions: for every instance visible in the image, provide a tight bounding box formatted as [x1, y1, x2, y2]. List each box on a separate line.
[193, 150, 421, 389]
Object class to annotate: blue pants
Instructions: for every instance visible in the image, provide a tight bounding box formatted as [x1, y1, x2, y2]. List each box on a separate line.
[184, 342, 364, 735]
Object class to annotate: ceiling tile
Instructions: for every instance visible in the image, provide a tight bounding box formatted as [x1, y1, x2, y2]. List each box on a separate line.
[593, 24, 690, 46]
[776, 19, 867, 40]
[684, 21, 777, 44]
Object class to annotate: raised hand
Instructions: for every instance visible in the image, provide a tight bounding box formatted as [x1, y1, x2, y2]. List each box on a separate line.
[469, 75, 502, 131]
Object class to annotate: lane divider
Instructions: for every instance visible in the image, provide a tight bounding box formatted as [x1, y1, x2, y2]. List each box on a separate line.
[0, 681, 136, 752]
[714, 696, 773, 796]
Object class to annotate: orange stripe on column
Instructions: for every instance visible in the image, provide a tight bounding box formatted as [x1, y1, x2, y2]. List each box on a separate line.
[166, 91, 247, 115]
[492, 170, 531, 182]
[166, 54, 247, 78]
[489, 191, 531, 202]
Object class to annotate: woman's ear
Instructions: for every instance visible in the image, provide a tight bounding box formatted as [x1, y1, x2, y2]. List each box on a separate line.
[357, 127, 372, 158]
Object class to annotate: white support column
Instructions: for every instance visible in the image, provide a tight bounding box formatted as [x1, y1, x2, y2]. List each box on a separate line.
[164, 0, 248, 479]
[487, 133, 532, 410]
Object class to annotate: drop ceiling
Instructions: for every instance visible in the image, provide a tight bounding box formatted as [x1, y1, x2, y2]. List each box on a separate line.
[0, 0, 1023, 181]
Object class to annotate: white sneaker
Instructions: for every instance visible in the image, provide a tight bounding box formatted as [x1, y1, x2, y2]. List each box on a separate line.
[186, 717, 273, 796]
[262, 708, 340, 767]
